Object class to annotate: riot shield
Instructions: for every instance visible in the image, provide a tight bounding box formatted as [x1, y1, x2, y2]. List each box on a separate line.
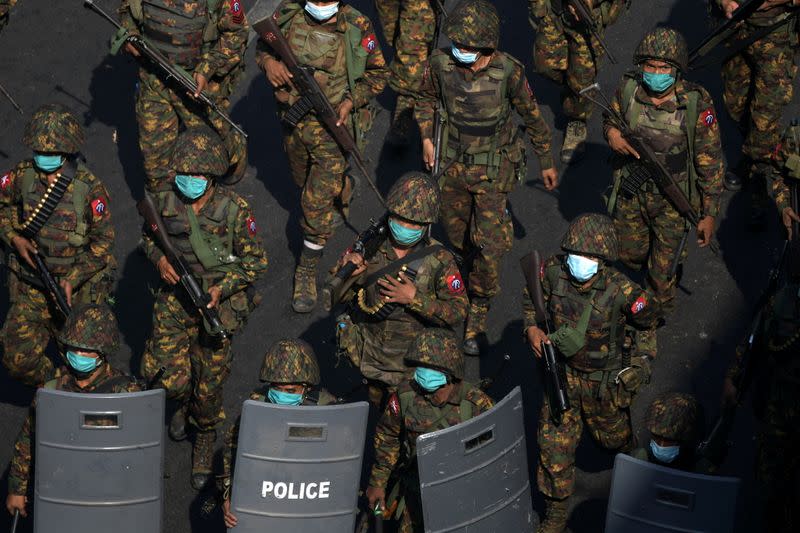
[230, 400, 369, 532]
[34, 388, 165, 533]
[605, 453, 741, 533]
[416, 386, 536, 532]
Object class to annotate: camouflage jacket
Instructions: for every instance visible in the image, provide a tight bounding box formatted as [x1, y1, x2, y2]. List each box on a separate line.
[603, 76, 724, 218]
[769, 124, 799, 214]
[368, 380, 493, 488]
[523, 255, 660, 372]
[118, 0, 249, 80]
[141, 184, 268, 301]
[715, 0, 799, 28]
[0, 161, 116, 288]
[255, 1, 388, 110]
[219, 387, 337, 494]
[7, 364, 141, 495]
[416, 49, 554, 171]
[529, 0, 629, 27]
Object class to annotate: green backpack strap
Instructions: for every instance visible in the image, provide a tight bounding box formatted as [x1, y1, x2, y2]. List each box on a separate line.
[184, 195, 242, 274]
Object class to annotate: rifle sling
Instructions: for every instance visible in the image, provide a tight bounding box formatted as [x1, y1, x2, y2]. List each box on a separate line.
[19, 160, 78, 240]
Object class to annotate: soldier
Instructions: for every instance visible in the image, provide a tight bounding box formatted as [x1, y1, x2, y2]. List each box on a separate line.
[115, 0, 249, 191]
[255, 0, 388, 313]
[374, 0, 438, 146]
[529, 0, 630, 164]
[0, 0, 17, 32]
[334, 172, 468, 408]
[219, 338, 336, 528]
[140, 129, 268, 490]
[0, 103, 116, 387]
[5, 303, 141, 519]
[366, 328, 494, 532]
[604, 27, 723, 358]
[768, 121, 800, 239]
[416, 0, 558, 356]
[523, 214, 659, 533]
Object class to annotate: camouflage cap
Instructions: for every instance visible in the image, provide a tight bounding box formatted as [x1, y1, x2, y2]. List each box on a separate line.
[645, 392, 701, 442]
[387, 171, 440, 224]
[634, 27, 689, 72]
[445, 0, 500, 50]
[405, 328, 464, 380]
[561, 213, 619, 261]
[171, 128, 229, 177]
[56, 303, 120, 356]
[23, 103, 85, 154]
[260, 339, 321, 386]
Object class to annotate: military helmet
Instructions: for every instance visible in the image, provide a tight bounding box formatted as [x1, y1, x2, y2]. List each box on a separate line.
[171, 128, 229, 177]
[560, 213, 619, 261]
[445, 0, 500, 50]
[645, 392, 701, 442]
[634, 27, 689, 72]
[386, 171, 440, 224]
[57, 303, 120, 356]
[260, 339, 321, 386]
[23, 103, 85, 154]
[405, 328, 464, 380]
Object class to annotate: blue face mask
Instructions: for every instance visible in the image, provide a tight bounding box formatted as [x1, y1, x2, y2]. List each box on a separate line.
[649, 440, 680, 463]
[642, 71, 675, 93]
[451, 44, 479, 65]
[33, 154, 65, 173]
[304, 1, 339, 21]
[268, 388, 304, 406]
[66, 350, 100, 373]
[175, 174, 209, 200]
[414, 367, 448, 392]
[566, 254, 599, 282]
[389, 218, 425, 246]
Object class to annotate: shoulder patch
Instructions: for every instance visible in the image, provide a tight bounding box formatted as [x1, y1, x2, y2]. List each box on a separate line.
[229, 0, 244, 24]
[361, 33, 377, 54]
[630, 294, 647, 314]
[91, 196, 108, 217]
[446, 271, 465, 295]
[700, 107, 716, 127]
[388, 393, 400, 416]
[0, 172, 12, 191]
[524, 78, 534, 99]
[245, 215, 257, 236]
[773, 142, 782, 161]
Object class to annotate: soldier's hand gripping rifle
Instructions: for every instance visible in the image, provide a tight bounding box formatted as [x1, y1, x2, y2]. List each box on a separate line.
[580, 82, 720, 256]
[138, 193, 229, 339]
[252, 14, 386, 207]
[688, 0, 769, 69]
[562, 0, 617, 64]
[83, 0, 247, 138]
[520, 251, 570, 425]
[31, 252, 71, 318]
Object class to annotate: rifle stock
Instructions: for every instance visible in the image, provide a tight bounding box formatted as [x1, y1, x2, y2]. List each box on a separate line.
[31, 252, 71, 318]
[563, 0, 617, 64]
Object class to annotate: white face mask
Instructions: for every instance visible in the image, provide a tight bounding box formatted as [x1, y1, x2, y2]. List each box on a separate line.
[566, 254, 599, 282]
[304, 1, 339, 21]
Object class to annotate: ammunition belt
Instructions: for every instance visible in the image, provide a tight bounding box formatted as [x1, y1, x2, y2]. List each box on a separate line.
[19, 162, 76, 240]
[356, 265, 418, 320]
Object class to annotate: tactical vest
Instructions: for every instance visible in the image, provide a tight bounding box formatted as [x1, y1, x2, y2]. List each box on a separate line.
[20, 163, 90, 275]
[398, 383, 473, 438]
[432, 51, 515, 177]
[762, 284, 800, 380]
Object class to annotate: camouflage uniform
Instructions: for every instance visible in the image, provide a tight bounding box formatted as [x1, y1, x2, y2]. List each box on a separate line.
[255, 0, 388, 313]
[529, 0, 630, 163]
[0, 104, 116, 387]
[116, 0, 249, 191]
[522, 214, 659, 532]
[604, 29, 723, 320]
[335, 173, 468, 404]
[769, 121, 800, 225]
[0, 0, 17, 32]
[368, 329, 494, 532]
[218, 339, 337, 499]
[139, 130, 268, 489]
[727, 282, 800, 533]
[375, 0, 437, 144]
[415, 0, 554, 354]
[7, 303, 141, 499]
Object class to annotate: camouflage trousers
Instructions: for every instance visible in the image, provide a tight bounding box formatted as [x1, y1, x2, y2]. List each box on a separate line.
[722, 23, 798, 166]
[439, 161, 514, 300]
[612, 189, 687, 312]
[283, 115, 350, 247]
[537, 367, 634, 499]
[141, 287, 234, 432]
[136, 66, 247, 192]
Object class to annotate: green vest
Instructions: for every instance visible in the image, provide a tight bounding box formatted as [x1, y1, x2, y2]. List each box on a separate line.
[398, 383, 473, 433]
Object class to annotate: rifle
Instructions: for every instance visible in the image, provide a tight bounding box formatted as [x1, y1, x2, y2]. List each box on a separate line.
[83, 0, 247, 139]
[0, 81, 23, 115]
[137, 192, 229, 339]
[561, 0, 617, 64]
[520, 251, 570, 425]
[31, 252, 71, 318]
[322, 215, 389, 311]
[10, 510, 19, 533]
[688, 0, 769, 69]
[580, 82, 720, 255]
[251, 14, 386, 207]
[696, 239, 789, 467]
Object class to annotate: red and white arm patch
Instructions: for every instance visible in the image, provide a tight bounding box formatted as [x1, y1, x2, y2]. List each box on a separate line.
[0, 172, 12, 191]
[361, 33, 377, 54]
[630, 294, 648, 314]
[773, 142, 783, 161]
[700, 108, 716, 127]
[245, 215, 257, 236]
[445, 271, 465, 295]
[538, 261, 545, 281]
[90, 196, 108, 218]
[387, 393, 400, 417]
[229, 0, 244, 24]
[525, 78, 534, 99]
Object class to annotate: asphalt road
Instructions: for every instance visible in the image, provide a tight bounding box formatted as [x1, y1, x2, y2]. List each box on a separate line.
[0, 0, 792, 531]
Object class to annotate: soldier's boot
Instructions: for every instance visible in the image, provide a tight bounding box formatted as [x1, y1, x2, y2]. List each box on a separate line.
[463, 297, 490, 356]
[168, 404, 188, 442]
[292, 246, 323, 313]
[191, 429, 216, 490]
[560, 120, 587, 164]
[538, 497, 569, 533]
[636, 328, 658, 360]
[386, 106, 413, 147]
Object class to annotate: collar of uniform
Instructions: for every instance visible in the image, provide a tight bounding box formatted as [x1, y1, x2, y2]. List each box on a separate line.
[379, 237, 429, 261]
[633, 80, 692, 112]
[302, 8, 347, 33]
[455, 51, 500, 79]
[66, 362, 111, 391]
[183, 183, 218, 217]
